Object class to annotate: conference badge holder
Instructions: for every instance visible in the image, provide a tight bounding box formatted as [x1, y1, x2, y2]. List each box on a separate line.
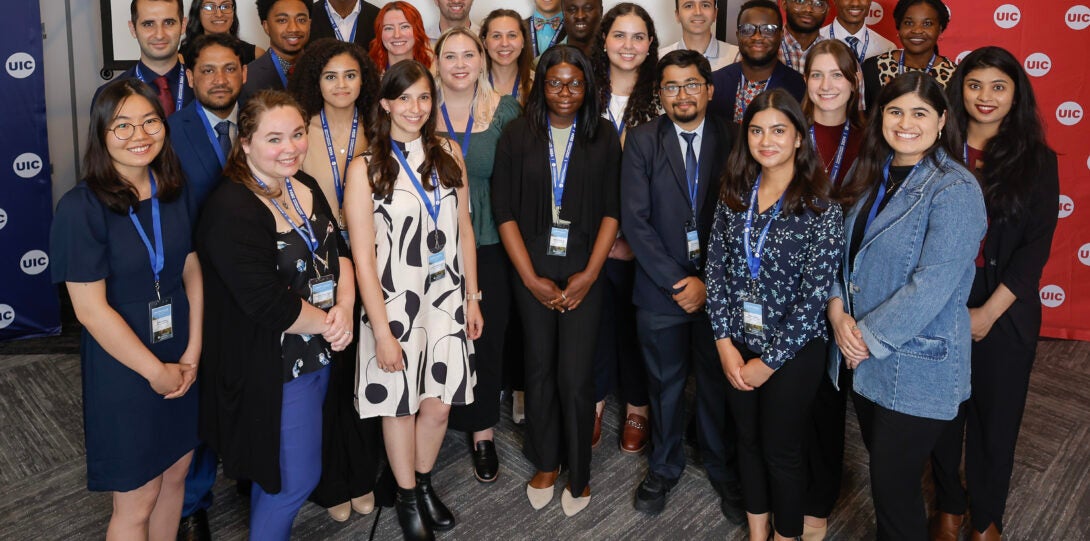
[149, 297, 174, 344]
[549, 223, 569, 257]
[742, 286, 764, 339]
[310, 275, 336, 309]
[685, 222, 700, 261]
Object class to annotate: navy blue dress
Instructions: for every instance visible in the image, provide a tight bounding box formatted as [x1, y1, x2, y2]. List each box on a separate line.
[50, 183, 199, 492]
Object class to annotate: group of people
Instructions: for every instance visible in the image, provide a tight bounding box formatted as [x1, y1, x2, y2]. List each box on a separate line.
[50, 0, 1058, 540]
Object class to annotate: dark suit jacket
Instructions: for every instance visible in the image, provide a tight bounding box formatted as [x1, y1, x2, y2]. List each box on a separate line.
[91, 61, 194, 114]
[168, 101, 228, 221]
[309, 1, 380, 50]
[239, 53, 286, 108]
[621, 114, 733, 315]
[708, 61, 806, 123]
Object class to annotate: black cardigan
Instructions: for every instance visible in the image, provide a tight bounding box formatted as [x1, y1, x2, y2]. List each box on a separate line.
[195, 171, 347, 493]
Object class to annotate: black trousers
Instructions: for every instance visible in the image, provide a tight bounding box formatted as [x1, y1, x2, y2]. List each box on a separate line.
[449, 244, 512, 433]
[803, 353, 852, 518]
[515, 275, 602, 494]
[637, 309, 738, 484]
[854, 393, 953, 541]
[930, 314, 1037, 534]
[726, 339, 825, 537]
[593, 258, 648, 406]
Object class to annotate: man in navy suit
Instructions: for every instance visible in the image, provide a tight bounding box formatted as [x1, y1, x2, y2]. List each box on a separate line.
[709, 0, 804, 123]
[93, 0, 194, 113]
[621, 49, 743, 522]
[239, 0, 311, 107]
[309, 0, 379, 49]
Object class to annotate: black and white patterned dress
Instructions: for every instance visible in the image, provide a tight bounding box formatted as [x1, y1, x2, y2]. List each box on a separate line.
[355, 138, 476, 417]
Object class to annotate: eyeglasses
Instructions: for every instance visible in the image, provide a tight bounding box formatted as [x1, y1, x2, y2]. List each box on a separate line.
[108, 118, 164, 140]
[786, 0, 828, 10]
[543, 79, 586, 95]
[660, 82, 708, 97]
[199, 2, 235, 14]
[737, 23, 780, 38]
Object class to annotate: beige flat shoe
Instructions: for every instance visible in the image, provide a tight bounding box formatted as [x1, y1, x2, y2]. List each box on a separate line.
[327, 501, 351, 522]
[351, 492, 375, 515]
[561, 486, 591, 517]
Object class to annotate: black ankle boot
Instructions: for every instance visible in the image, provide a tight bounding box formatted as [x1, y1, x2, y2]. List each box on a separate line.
[395, 487, 434, 541]
[415, 471, 455, 531]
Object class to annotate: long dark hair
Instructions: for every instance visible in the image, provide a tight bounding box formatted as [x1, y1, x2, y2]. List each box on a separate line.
[525, 45, 600, 142]
[479, 9, 534, 104]
[365, 61, 462, 198]
[801, 39, 864, 129]
[83, 78, 184, 213]
[837, 71, 962, 207]
[946, 46, 1051, 221]
[181, 0, 241, 61]
[222, 90, 308, 199]
[591, 3, 660, 129]
[720, 88, 830, 215]
[288, 37, 381, 120]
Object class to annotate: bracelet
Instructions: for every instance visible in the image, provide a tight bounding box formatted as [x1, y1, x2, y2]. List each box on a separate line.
[467, 291, 483, 302]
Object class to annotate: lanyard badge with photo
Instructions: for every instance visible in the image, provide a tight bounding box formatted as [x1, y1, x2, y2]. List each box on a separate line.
[130, 172, 173, 343]
[392, 141, 447, 282]
[684, 149, 701, 263]
[548, 118, 576, 257]
[742, 174, 783, 340]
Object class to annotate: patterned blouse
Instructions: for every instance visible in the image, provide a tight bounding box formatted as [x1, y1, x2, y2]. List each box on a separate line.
[705, 196, 844, 370]
[862, 50, 956, 109]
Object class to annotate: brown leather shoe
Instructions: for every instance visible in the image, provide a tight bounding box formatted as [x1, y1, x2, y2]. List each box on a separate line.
[620, 413, 649, 454]
[969, 523, 1001, 541]
[591, 407, 604, 449]
[929, 511, 963, 541]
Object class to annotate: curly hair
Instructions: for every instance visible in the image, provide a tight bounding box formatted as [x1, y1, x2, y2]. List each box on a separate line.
[222, 90, 309, 199]
[368, 1, 433, 71]
[366, 61, 462, 198]
[590, 3, 660, 131]
[287, 37, 381, 121]
[479, 9, 534, 105]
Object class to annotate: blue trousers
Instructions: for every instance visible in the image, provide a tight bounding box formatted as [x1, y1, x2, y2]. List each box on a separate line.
[250, 365, 329, 541]
[181, 443, 217, 516]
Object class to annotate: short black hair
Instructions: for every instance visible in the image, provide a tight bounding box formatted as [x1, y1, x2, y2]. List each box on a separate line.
[182, 32, 245, 68]
[256, 0, 306, 22]
[893, 0, 950, 31]
[129, 0, 184, 24]
[737, 0, 782, 27]
[656, 49, 712, 88]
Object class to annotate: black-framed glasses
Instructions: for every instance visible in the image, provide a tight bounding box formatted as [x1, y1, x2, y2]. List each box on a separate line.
[737, 23, 780, 38]
[543, 79, 586, 95]
[786, 0, 828, 10]
[108, 118, 164, 140]
[660, 82, 708, 97]
[200, 2, 235, 14]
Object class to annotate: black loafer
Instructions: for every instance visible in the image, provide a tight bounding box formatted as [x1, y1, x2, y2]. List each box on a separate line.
[472, 440, 499, 483]
[633, 472, 675, 515]
[177, 508, 211, 541]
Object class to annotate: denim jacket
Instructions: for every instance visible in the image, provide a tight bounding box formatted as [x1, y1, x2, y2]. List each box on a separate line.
[829, 148, 986, 420]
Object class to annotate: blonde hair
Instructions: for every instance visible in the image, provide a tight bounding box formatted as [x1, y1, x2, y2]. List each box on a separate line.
[433, 26, 497, 126]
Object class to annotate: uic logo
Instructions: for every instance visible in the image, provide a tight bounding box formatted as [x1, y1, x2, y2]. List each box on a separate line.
[955, 50, 972, 64]
[5, 52, 35, 79]
[13, 152, 43, 179]
[20, 249, 48, 275]
[1039, 285, 1066, 308]
[993, 4, 1021, 29]
[1067, 5, 1090, 30]
[1056, 102, 1083, 127]
[1059, 195, 1075, 218]
[0, 304, 14, 330]
[1023, 53, 1051, 78]
[865, 2, 884, 26]
[0, 208, 7, 231]
[1078, 243, 1090, 267]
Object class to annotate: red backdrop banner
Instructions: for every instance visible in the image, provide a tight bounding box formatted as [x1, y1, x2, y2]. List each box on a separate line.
[856, 0, 1090, 340]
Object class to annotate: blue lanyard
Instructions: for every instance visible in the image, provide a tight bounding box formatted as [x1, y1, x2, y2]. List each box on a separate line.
[319, 107, 358, 209]
[743, 173, 784, 282]
[324, 1, 359, 42]
[391, 141, 442, 228]
[253, 174, 319, 255]
[830, 26, 870, 64]
[488, 71, 520, 98]
[809, 122, 851, 185]
[135, 64, 185, 113]
[268, 48, 289, 87]
[530, 17, 562, 57]
[897, 50, 937, 74]
[195, 102, 228, 167]
[962, 142, 969, 163]
[864, 155, 917, 234]
[547, 117, 576, 210]
[129, 171, 165, 298]
[440, 101, 474, 159]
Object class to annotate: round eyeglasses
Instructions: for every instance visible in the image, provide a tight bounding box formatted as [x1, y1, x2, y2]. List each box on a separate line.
[200, 2, 235, 14]
[108, 118, 164, 140]
[543, 79, 586, 95]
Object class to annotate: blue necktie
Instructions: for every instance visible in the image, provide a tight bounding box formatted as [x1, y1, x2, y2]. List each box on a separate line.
[681, 132, 698, 196]
[845, 36, 861, 58]
[214, 121, 232, 158]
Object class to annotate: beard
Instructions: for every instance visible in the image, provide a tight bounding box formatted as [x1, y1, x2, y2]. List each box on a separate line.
[741, 47, 778, 68]
[786, 15, 822, 34]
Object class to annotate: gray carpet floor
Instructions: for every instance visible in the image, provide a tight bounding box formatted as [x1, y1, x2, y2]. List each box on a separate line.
[1, 334, 1088, 540]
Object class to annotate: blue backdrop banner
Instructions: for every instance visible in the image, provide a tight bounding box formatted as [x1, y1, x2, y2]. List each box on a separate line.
[0, 0, 60, 341]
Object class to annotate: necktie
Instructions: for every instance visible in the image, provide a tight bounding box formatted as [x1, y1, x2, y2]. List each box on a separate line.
[534, 15, 562, 30]
[214, 121, 232, 158]
[681, 132, 698, 196]
[845, 36, 861, 58]
[154, 76, 174, 116]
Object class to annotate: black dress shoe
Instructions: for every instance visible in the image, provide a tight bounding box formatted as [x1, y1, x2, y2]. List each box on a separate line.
[415, 471, 455, 531]
[177, 508, 211, 541]
[633, 472, 675, 515]
[472, 440, 499, 483]
[713, 480, 746, 525]
[395, 487, 434, 541]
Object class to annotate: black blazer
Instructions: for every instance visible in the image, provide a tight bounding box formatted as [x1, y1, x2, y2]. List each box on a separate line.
[168, 101, 226, 220]
[708, 61, 806, 123]
[239, 53, 286, 108]
[309, 0, 380, 50]
[622, 114, 732, 315]
[974, 150, 1059, 346]
[91, 61, 194, 114]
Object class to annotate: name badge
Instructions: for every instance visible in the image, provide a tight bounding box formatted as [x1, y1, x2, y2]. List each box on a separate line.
[548, 224, 569, 257]
[149, 297, 174, 343]
[685, 224, 700, 261]
[428, 251, 446, 282]
[310, 275, 336, 309]
[743, 301, 764, 338]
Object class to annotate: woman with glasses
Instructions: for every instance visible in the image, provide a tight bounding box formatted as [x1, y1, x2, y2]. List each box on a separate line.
[50, 78, 200, 539]
[492, 45, 620, 517]
[181, 0, 264, 65]
[861, 0, 955, 110]
[480, 9, 534, 106]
